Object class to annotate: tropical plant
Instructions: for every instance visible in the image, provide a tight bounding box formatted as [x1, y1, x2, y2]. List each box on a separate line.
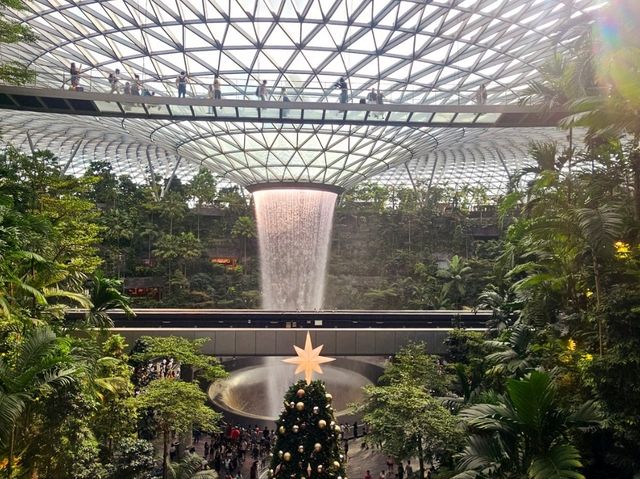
[438, 255, 473, 308]
[0, 0, 37, 84]
[134, 379, 220, 479]
[85, 274, 135, 328]
[231, 215, 256, 267]
[167, 453, 216, 479]
[359, 383, 462, 478]
[454, 371, 602, 479]
[188, 168, 217, 239]
[0, 327, 78, 477]
[131, 336, 227, 382]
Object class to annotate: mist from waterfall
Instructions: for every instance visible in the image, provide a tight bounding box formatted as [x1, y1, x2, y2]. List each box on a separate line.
[253, 187, 338, 418]
[253, 188, 338, 310]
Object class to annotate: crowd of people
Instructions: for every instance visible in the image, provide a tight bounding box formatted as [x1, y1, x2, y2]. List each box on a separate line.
[66, 64, 491, 106]
[189, 424, 276, 479]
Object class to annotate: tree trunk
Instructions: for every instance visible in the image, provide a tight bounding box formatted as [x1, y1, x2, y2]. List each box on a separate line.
[7, 425, 15, 479]
[416, 435, 425, 479]
[243, 238, 247, 268]
[163, 427, 170, 479]
[593, 257, 604, 357]
[567, 127, 573, 204]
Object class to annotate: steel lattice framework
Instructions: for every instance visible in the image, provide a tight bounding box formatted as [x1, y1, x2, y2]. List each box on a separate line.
[0, 0, 605, 192]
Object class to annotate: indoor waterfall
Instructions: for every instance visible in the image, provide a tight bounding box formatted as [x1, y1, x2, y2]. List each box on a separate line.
[252, 187, 338, 311]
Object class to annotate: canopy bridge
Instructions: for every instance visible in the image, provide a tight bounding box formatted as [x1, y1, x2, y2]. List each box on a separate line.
[0, 85, 564, 128]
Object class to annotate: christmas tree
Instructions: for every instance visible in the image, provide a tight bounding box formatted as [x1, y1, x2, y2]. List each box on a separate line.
[269, 379, 347, 479]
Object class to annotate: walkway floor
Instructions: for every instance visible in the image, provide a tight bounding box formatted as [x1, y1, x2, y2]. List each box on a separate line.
[187, 436, 391, 479]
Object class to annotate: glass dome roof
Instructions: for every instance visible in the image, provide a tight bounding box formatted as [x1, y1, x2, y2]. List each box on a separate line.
[0, 0, 605, 192]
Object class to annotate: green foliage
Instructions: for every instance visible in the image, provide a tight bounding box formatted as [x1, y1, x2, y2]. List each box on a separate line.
[132, 336, 227, 381]
[357, 342, 461, 477]
[270, 380, 345, 479]
[0, 327, 77, 448]
[454, 371, 602, 479]
[0, 0, 36, 84]
[85, 274, 135, 328]
[135, 378, 221, 479]
[379, 341, 449, 395]
[358, 383, 462, 476]
[106, 437, 155, 479]
[188, 168, 218, 207]
[168, 453, 217, 479]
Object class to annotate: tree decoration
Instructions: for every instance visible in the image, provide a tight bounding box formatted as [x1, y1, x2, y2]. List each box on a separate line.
[297, 388, 306, 398]
[270, 380, 346, 479]
[282, 332, 335, 384]
[296, 401, 305, 411]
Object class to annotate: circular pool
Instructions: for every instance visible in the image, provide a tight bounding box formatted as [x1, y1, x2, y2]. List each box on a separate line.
[209, 357, 379, 422]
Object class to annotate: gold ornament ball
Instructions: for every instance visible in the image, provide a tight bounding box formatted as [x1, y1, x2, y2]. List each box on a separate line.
[296, 401, 305, 411]
[314, 443, 322, 452]
[279, 426, 285, 434]
[298, 445, 304, 453]
[278, 450, 284, 458]
[325, 393, 333, 402]
[330, 421, 335, 427]
[297, 388, 305, 398]
[334, 425, 341, 433]
[318, 419, 327, 429]
[317, 465, 323, 473]
[333, 461, 340, 469]
[283, 452, 292, 462]
[292, 425, 299, 433]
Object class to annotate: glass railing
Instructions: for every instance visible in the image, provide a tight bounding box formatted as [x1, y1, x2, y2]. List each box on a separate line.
[1, 69, 527, 106]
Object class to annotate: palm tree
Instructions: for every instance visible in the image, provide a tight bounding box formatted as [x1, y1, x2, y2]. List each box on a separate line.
[167, 453, 216, 479]
[86, 274, 135, 328]
[231, 216, 256, 267]
[0, 327, 77, 477]
[575, 205, 624, 355]
[438, 255, 472, 308]
[484, 323, 537, 381]
[159, 192, 188, 235]
[454, 371, 602, 479]
[187, 168, 217, 240]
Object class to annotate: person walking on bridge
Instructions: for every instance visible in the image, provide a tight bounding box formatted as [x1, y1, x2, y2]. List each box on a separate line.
[177, 71, 189, 98]
[335, 76, 348, 103]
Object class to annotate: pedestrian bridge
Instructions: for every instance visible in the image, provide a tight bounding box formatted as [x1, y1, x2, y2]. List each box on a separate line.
[0, 85, 565, 128]
[112, 327, 484, 356]
[64, 309, 490, 356]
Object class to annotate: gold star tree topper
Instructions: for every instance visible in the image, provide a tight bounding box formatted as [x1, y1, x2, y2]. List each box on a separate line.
[283, 332, 335, 384]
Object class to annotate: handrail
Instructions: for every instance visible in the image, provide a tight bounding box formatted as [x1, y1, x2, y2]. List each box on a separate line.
[1, 69, 526, 106]
[0, 84, 561, 117]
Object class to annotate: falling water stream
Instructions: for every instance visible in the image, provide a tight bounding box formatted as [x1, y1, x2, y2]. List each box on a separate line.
[253, 187, 338, 310]
[255, 187, 338, 417]
[210, 186, 372, 420]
